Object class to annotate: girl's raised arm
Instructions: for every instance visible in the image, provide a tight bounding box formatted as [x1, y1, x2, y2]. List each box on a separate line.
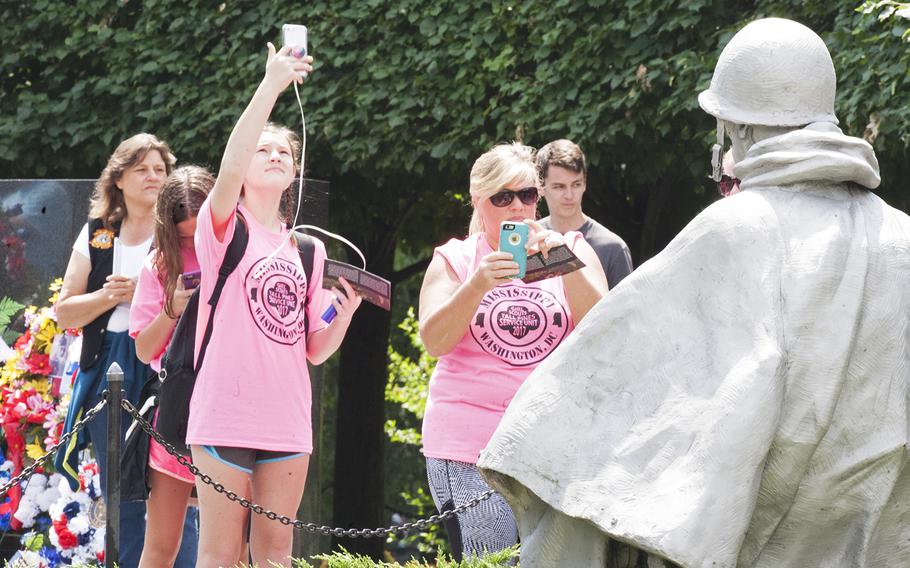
[208, 43, 312, 240]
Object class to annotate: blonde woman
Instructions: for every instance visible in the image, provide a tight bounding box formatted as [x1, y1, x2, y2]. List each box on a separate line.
[418, 143, 608, 560]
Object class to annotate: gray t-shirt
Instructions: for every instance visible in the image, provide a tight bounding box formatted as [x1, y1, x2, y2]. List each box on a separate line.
[540, 216, 633, 289]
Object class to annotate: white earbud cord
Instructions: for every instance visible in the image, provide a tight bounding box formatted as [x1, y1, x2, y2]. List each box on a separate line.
[252, 80, 366, 280]
[290, 223, 366, 270]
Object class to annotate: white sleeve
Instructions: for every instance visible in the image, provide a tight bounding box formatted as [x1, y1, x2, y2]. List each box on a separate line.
[73, 223, 90, 259]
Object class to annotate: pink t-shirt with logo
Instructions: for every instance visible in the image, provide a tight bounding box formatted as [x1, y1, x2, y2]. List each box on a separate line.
[186, 199, 329, 453]
[129, 248, 200, 372]
[421, 233, 578, 464]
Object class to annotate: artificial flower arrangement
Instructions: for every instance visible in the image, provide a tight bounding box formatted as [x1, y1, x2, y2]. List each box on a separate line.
[11, 462, 105, 567]
[0, 281, 106, 566]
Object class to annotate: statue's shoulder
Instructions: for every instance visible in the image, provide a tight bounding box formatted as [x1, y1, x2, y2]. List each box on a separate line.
[688, 191, 782, 240]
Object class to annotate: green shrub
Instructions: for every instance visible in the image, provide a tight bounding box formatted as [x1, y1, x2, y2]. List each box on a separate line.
[384, 307, 447, 557]
[300, 545, 520, 567]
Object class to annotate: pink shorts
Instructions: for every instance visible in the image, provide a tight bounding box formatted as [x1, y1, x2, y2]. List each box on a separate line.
[150, 411, 195, 484]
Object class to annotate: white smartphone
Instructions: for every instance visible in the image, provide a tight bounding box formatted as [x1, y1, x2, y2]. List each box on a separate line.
[281, 24, 308, 78]
[281, 24, 308, 57]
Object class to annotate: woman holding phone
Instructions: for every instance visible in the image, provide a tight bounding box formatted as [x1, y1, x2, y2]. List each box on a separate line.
[54, 133, 190, 567]
[188, 43, 361, 568]
[418, 143, 608, 561]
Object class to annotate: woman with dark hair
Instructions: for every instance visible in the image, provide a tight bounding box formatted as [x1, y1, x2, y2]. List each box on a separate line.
[129, 165, 218, 567]
[54, 133, 194, 567]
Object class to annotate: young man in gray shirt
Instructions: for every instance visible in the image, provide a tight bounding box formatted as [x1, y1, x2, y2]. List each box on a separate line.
[537, 139, 633, 289]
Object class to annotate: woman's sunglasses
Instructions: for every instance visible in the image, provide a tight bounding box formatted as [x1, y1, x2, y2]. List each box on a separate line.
[489, 187, 539, 208]
[718, 175, 741, 197]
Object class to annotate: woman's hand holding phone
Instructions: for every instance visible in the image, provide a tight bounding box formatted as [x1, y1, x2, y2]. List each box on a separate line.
[470, 251, 520, 293]
[168, 284, 195, 319]
[264, 42, 313, 91]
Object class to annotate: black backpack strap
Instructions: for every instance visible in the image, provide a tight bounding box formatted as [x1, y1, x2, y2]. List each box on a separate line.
[296, 232, 317, 336]
[194, 213, 249, 374]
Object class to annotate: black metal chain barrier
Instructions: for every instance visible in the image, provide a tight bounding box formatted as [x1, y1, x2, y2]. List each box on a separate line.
[120, 399, 495, 538]
[0, 398, 108, 500]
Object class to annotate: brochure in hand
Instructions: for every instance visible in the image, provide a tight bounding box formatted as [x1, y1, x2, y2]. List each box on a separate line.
[322, 259, 391, 311]
[521, 244, 586, 283]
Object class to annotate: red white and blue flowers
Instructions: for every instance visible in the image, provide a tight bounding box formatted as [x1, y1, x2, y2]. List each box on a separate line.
[1, 282, 105, 566]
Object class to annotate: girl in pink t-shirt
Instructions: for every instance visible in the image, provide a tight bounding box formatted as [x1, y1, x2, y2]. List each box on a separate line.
[129, 165, 214, 567]
[188, 45, 361, 568]
[418, 143, 609, 560]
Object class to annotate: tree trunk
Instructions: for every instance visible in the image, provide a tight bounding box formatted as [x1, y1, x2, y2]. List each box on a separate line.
[638, 179, 671, 262]
[293, 364, 329, 561]
[331, 240, 394, 559]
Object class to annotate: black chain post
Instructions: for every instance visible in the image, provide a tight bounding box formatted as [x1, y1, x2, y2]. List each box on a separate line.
[119, 399, 495, 538]
[104, 363, 123, 568]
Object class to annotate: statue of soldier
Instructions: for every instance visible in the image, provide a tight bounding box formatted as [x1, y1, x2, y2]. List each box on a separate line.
[478, 18, 910, 568]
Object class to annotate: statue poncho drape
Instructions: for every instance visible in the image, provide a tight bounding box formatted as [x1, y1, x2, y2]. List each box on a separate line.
[477, 123, 910, 567]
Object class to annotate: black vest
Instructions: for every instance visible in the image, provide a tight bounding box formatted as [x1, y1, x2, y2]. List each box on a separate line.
[79, 218, 120, 371]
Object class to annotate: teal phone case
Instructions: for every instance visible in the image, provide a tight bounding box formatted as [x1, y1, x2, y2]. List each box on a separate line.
[499, 221, 529, 279]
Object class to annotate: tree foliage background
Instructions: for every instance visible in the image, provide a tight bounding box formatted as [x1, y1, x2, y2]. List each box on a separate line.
[2, 0, 908, 559]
